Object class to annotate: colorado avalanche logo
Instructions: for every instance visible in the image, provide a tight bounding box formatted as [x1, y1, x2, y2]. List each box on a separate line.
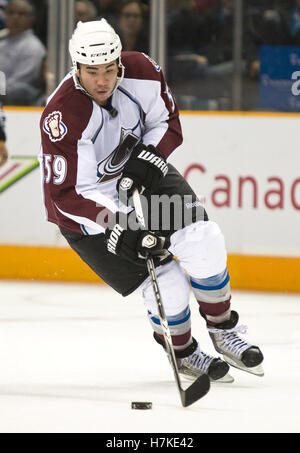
[43, 111, 68, 142]
[97, 128, 139, 184]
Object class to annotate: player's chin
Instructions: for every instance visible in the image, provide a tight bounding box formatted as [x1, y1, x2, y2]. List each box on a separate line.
[94, 92, 111, 106]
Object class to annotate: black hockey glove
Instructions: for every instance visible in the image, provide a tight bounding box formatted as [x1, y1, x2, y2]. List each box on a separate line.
[104, 212, 170, 267]
[117, 143, 168, 205]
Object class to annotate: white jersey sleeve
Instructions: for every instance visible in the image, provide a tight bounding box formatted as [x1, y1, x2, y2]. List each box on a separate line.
[121, 52, 183, 159]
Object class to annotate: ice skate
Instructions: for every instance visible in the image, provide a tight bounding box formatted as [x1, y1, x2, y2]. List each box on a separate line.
[207, 311, 264, 376]
[177, 343, 234, 383]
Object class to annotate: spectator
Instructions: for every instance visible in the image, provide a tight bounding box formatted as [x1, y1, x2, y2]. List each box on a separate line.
[200, 0, 236, 70]
[75, 0, 98, 24]
[245, 1, 292, 80]
[117, 0, 149, 53]
[29, 0, 48, 46]
[167, 0, 205, 53]
[0, 0, 46, 105]
[247, 1, 289, 46]
[287, 0, 300, 39]
[167, 0, 209, 83]
[272, 0, 300, 45]
[199, 0, 257, 77]
[93, 0, 118, 28]
[0, 103, 8, 167]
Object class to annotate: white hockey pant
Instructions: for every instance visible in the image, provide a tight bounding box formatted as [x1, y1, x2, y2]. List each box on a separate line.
[139, 220, 232, 354]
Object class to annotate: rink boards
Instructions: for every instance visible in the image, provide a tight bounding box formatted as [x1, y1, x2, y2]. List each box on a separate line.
[0, 108, 299, 292]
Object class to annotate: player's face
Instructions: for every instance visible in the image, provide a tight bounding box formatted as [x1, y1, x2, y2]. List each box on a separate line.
[78, 61, 119, 106]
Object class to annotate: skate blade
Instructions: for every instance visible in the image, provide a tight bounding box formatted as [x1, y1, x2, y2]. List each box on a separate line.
[179, 371, 234, 384]
[210, 372, 234, 383]
[223, 355, 264, 377]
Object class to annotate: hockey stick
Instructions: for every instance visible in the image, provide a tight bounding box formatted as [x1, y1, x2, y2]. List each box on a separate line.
[132, 189, 210, 407]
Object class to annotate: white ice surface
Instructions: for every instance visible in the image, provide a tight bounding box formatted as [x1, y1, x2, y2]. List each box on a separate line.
[0, 280, 299, 433]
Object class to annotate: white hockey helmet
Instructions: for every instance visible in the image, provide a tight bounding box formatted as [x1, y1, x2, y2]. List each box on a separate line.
[69, 19, 122, 66]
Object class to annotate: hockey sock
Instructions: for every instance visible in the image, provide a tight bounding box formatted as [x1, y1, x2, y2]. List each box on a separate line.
[190, 268, 232, 326]
[147, 306, 194, 355]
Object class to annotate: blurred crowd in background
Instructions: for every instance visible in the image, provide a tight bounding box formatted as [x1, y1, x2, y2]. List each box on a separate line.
[1, 0, 300, 111]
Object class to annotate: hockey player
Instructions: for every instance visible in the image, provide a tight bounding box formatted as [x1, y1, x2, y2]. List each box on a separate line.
[39, 19, 264, 383]
[0, 103, 8, 167]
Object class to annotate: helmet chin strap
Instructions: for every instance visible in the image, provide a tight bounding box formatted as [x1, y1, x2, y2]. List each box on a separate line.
[111, 59, 125, 95]
[72, 68, 89, 95]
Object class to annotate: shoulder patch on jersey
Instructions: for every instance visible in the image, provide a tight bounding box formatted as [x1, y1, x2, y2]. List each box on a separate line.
[43, 111, 68, 142]
[141, 53, 161, 72]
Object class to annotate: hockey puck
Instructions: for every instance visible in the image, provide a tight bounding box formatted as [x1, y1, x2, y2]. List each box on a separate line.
[131, 402, 152, 410]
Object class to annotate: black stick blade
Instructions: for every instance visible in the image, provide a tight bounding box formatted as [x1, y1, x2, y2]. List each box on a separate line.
[181, 374, 210, 407]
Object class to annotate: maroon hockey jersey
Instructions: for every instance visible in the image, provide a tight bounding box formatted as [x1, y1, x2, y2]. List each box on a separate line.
[39, 52, 183, 235]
